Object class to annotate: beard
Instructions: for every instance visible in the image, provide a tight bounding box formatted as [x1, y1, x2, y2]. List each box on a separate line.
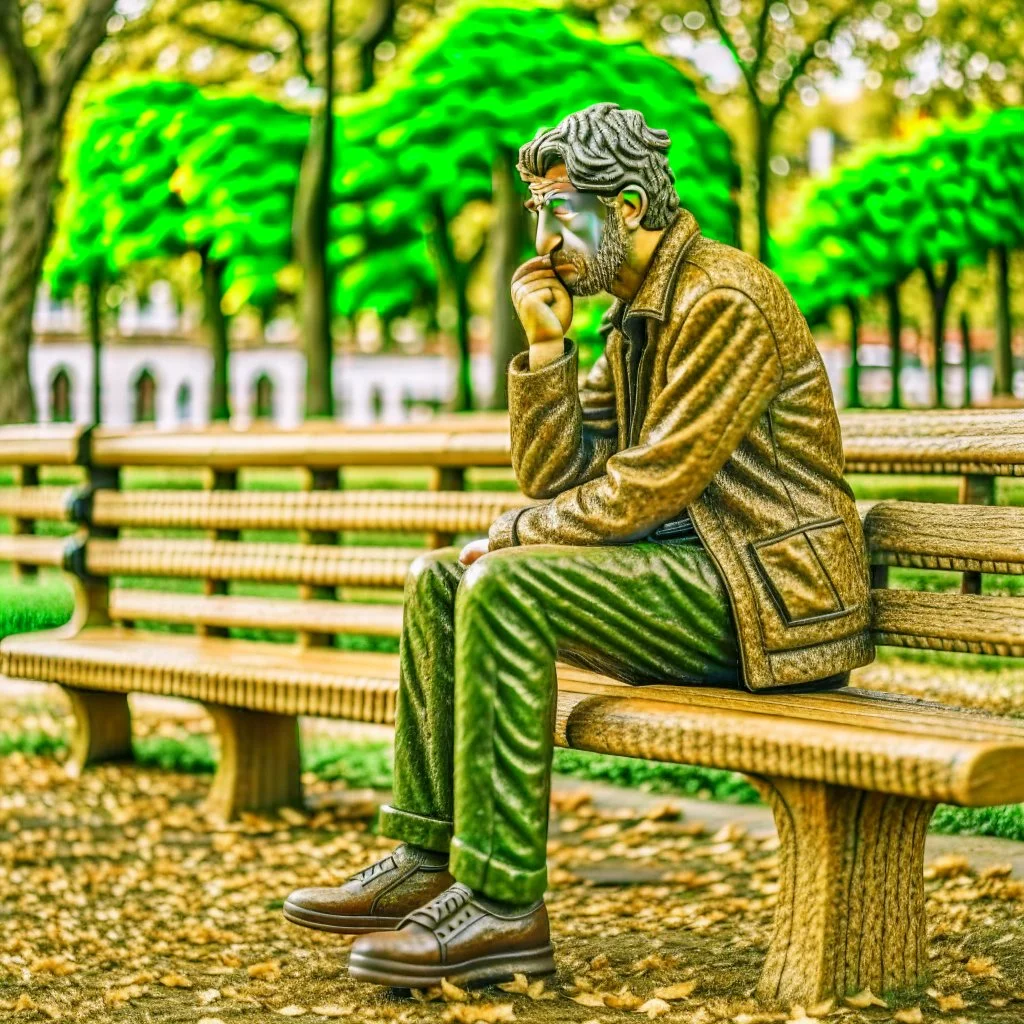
[553, 208, 630, 297]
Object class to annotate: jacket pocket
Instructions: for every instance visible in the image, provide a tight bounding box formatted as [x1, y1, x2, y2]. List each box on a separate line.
[750, 518, 857, 626]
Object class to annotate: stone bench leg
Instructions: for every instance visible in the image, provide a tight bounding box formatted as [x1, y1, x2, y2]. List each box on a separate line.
[751, 775, 936, 1006]
[203, 705, 303, 821]
[62, 687, 134, 778]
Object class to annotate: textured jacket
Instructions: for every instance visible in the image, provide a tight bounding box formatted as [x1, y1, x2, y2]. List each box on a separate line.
[488, 209, 874, 692]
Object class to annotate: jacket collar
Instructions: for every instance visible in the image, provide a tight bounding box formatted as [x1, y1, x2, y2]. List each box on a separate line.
[609, 209, 701, 334]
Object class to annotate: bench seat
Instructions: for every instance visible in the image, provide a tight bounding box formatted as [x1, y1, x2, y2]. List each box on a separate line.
[1, 628, 400, 722]
[10, 626, 1024, 809]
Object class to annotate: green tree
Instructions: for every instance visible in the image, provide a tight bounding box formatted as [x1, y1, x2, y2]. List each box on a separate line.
[172, 93, 308, 413]
[775, 107, 1024, 408]
[47, 80, 201, 422]
[51, 82, 308, 422]
[333, 2, 740, 411]
[0, 0, 125, 422]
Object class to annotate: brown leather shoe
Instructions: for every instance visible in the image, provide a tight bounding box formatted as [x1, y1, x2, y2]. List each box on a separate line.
[348, 882, 555, 988]
[283, 844, 454, 935]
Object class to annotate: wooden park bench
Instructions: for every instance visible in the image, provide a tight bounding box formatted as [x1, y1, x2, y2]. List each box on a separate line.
[2, 415, 1024, 1004]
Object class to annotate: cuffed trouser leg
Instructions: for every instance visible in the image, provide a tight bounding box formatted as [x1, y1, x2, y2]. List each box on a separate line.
[378, 548, 466, 854]
[449, 539, 739, 905]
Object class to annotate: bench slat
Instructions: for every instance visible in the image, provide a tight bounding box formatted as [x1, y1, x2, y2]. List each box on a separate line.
[865, 500, 1024, 574]
[0, 425, 84, 466]
[872, 590, 1024, 657]
[0, 534, 73, 567]
[92, 488, 530, 532]
[91, 428, 511, 469]
[0, 486, 76, 522]
[554, 686, 1024, 807]
[85, 538, 418, 587]
[0, 629, 400, 723]
[844, 434, 1024, 476]
[555, 668, 1024, 742]
[109, 589, 404, 636]
[840, 409, 1024, 439]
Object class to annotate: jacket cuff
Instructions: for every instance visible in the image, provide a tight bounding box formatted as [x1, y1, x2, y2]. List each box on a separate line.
[508, 339, 578, 410]
[488, 506, 530, 551]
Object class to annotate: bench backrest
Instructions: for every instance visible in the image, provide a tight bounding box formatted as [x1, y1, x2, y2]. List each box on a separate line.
[2, 416, 1022, 658]
[863, 500, 1024, 659]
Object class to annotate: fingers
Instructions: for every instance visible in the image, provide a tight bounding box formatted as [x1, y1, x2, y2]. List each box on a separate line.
[512, 279, 559, 310]
[511, 255, 555, 284]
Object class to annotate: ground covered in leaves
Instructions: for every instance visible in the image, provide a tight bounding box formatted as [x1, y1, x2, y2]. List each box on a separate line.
[2, 742, 1024, 1024]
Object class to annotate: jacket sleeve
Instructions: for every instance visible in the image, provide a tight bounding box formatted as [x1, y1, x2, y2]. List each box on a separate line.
[505, 340, 620, 500]
[490, 287, 783, 549]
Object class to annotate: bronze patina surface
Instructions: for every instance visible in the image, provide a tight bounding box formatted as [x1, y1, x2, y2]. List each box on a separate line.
[285, 101, 875, 989]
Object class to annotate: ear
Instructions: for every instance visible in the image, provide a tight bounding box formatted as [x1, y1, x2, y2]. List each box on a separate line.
[618, 185, 648, 230]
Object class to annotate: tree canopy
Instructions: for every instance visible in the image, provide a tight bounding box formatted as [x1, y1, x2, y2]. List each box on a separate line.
[330, 1, 742, 322]
[774, 107, 1024, 325]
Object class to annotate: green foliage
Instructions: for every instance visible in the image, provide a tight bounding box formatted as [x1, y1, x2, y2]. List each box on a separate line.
[47, 81, 201, 297]
[331, 1, 740, 319]
[172, 95, 308, 314]
[775, 107, 1024, 323]
[50, 82, 306, 318]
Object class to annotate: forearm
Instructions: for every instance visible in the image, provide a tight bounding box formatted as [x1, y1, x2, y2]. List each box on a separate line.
[493, 288, 783, 549]
[508, 342, 617, 500]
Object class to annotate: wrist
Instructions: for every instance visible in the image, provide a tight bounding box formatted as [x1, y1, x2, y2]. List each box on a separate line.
[528, 337, 565, 370]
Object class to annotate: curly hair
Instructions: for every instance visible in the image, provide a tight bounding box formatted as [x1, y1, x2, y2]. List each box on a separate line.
[517, 103, 680, 230]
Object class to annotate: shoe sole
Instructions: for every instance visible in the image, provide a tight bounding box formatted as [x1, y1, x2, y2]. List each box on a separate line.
[348, 944, 557, 989]
[283, 900, 403, 935]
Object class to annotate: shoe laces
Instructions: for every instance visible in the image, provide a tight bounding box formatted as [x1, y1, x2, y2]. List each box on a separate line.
[352, 852, 398, 884]
[404, 883, 473, 930]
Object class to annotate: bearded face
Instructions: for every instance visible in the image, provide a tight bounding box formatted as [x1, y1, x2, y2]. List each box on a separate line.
[526, 171, 633, 297]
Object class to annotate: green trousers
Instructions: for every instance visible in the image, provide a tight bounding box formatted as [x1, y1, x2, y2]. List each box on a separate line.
[377, 537, 739, 905]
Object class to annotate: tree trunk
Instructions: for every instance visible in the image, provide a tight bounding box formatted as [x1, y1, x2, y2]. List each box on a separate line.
[0, 114, 61, 423]
[87, 276, 103, 424]
[356, 0, 396, 91]
[885, 282, 902, 410]
[295, 0, 336, 420]
[922, 259, 958, 409]
[429, 204, 473, 412]
[845, 299, 861, 409]
[488, 149, 528, 409]
[993, 245, 1013, 398]
[754, 111, 772, 266]
[201, 253, 230, 421]
[960, 309, 972, 408]
[453, 271, 474, 413]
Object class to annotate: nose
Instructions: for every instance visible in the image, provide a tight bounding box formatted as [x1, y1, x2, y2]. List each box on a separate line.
[535, 211, 562, 257]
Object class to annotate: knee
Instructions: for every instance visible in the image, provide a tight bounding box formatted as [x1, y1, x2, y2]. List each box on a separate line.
[456, 550, 517, 610]
[405, 549, 461, 604]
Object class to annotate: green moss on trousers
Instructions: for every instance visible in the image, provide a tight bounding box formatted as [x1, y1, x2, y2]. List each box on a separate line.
[378, 536, 738, 905]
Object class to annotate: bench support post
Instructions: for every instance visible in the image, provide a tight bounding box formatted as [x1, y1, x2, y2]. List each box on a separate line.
[62, 687, 133, 777]
[204, 705, 303, 821]
[752, 775, 936, 1006]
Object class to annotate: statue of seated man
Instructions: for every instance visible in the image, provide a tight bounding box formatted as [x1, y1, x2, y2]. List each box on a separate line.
[284, 102, 873, 989]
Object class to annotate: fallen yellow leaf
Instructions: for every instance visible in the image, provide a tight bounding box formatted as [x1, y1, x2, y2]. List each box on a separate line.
[637, 998, 672, 1018]
[652, 980, 698, 1000]
[441, 978, 469, 1002]
[442, 1004, 515, 1024]
[845, 988, 888, 1009]
[247, 961, 281, 981]
[160, 972, 192, 989]
[935, 992, 967, 1011]
[894, 1008, 923, 1023]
